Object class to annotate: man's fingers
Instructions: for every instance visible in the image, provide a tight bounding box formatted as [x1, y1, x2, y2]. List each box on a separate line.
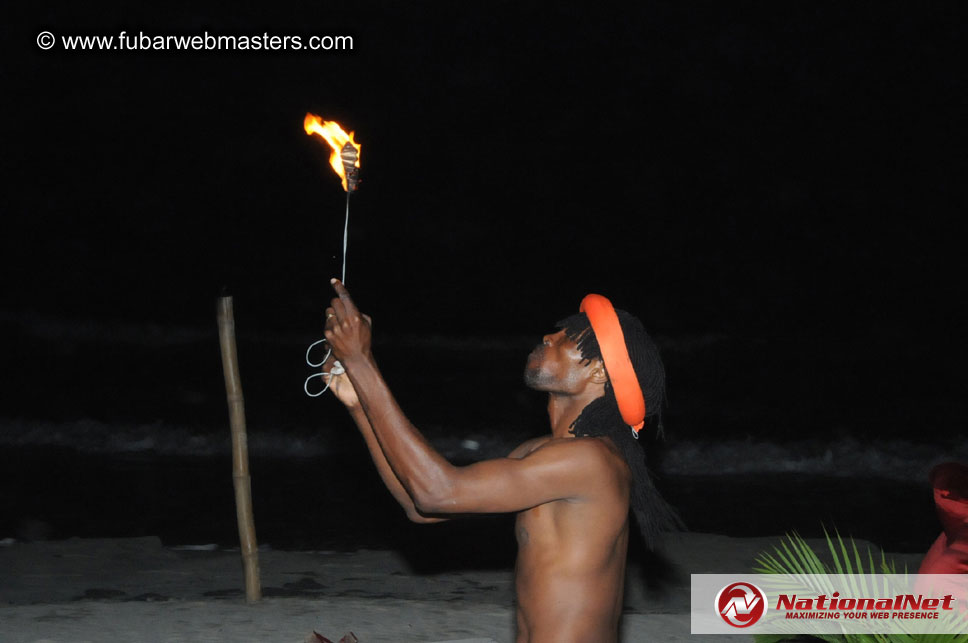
[330, 278, 360, 317]
[330, 298, 347, 323]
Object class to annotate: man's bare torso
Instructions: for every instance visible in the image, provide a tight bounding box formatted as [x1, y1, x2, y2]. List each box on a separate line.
[508, 436, 631, 643]
[321, 283, 649, 641]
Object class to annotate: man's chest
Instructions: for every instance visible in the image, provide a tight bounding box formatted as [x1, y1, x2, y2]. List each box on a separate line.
[515, 501, 566, 549]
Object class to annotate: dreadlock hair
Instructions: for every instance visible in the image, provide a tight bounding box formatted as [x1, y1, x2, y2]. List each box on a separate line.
[557, 310, 682, 550]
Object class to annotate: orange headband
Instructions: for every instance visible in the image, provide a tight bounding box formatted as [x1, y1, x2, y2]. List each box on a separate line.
[579, 294, 646, 436]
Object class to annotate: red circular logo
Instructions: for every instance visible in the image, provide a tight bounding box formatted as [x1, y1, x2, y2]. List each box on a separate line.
[716, 582, 767, 628]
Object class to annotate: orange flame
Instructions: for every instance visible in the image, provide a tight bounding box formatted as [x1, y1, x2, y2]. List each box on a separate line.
[304, 113, 361, 191]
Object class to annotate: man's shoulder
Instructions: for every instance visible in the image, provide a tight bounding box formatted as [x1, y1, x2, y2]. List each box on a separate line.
[519, 437, 629, 500]
[507, 436, 553, 459]
[510, 435, 621, 467]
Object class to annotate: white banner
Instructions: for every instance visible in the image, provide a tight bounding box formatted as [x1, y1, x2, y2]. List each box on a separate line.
[691, 574, 968, 635]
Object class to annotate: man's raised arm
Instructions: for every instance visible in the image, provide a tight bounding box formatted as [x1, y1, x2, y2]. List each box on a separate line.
[323, 356, 445, 524]
[323, 279, 608, 515]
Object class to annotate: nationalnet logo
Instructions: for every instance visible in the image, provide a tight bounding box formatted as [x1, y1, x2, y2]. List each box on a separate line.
[775, 591, 956, 621]
[692, 574, 968, 635]
[716, 582, 767, 627]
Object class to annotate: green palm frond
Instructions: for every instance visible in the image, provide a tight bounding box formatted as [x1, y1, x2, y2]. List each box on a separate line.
[751, 529, 965, 643]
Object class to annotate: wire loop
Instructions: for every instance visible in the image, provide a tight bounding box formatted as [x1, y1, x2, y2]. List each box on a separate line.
[303, 337, 344, 397]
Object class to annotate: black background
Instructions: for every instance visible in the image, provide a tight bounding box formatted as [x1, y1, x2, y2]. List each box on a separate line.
[3, 3, 965, 457]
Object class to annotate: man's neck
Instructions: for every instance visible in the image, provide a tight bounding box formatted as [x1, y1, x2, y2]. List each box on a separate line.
[546, 392, 599, 438]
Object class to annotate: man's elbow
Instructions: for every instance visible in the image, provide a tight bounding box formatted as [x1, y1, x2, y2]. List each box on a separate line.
[405, 506, 431, 523]
[411, 484, 457, 515]
[405, 506, 446, 524]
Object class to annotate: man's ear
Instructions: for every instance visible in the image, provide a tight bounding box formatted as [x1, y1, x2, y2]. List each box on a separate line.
[589, 359, 608, 385]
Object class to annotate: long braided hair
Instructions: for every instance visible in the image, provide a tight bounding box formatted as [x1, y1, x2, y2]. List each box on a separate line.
[557, 310, 682, 550]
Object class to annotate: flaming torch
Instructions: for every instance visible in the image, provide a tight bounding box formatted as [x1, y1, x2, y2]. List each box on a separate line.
[303, 113, 362, 398]
[303, 113, 361, 283]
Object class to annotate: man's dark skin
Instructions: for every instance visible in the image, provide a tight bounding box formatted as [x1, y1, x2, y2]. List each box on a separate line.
[323, 279, 633, 643]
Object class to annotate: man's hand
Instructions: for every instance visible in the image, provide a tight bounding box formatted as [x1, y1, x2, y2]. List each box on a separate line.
[324, 278, 373, 366]
[323, 354, 361, 410]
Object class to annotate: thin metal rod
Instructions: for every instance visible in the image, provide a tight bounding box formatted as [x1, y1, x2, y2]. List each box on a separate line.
[342, 190, 350, 284]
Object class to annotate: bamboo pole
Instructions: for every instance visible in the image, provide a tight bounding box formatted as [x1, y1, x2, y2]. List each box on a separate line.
[217, 296, 262, 603]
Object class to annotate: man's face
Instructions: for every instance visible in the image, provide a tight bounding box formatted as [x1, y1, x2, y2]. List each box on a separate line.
[524, 329, 601, 394]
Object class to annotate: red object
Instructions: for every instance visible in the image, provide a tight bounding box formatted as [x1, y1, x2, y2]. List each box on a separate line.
[918, 462, 968, 574]
[579, 294, 646, 434]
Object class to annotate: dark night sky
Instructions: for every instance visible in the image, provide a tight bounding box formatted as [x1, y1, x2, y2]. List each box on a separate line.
[3, 3, 967, 559]
[3, 2, 966, 342]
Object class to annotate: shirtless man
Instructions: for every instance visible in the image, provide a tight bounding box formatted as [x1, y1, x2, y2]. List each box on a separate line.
[322, 279, 676, 642]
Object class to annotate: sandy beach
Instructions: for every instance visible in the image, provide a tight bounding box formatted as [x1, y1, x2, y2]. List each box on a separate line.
[0, 532, 924, 642]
